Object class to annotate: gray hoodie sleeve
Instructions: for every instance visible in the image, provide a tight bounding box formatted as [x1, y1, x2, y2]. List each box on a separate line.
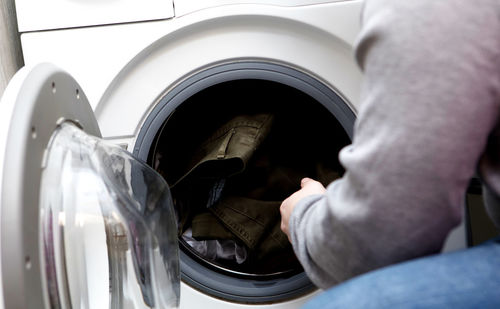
[289, 0, 500, 289]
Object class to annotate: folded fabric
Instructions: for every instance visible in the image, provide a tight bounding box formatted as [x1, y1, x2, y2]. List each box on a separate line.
[172, 113, 274, 234]
[205, 196, 284, 250]
[192, 196, 293, 268]
[171, 113, 274, 188]
[214, 201, 293, 270]
[191, 211, 236, 240]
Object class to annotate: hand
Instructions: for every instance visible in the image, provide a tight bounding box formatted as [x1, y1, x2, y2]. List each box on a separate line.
[280, 177, 326, 242]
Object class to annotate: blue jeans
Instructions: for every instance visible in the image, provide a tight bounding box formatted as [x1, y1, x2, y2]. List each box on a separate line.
[304, 237, 500, 308]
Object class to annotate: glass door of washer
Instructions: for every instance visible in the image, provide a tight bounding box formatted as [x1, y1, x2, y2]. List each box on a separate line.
[0, 63, 180, 309]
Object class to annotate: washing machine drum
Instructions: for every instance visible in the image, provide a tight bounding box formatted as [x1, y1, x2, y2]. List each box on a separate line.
[137, 70, 354, 303]
[0, 64, 180, 308]
[153, 81, 346, 272]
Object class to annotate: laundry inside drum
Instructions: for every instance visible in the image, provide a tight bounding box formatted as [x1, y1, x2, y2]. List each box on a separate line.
[149, 79, 350, 277]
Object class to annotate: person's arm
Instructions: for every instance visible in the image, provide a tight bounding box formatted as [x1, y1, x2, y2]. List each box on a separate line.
[283, 0, 500, 289]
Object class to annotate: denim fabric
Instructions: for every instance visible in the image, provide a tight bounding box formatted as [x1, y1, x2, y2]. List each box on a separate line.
[303, 237, 500, 308]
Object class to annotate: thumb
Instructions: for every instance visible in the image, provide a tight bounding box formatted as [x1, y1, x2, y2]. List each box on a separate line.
[301, 177, 315, 187]
[300, 177, 327, 194]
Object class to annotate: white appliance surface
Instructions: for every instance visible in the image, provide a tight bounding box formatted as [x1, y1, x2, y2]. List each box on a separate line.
[14, 0, 175, 32]
[174, 0, 353, 16]
[21, 2, 363, 141]
[10, 0, 365, 308]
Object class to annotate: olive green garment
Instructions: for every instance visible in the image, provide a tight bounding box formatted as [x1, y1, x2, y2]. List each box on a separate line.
[172, 111, 342, 267]
[191, 211, 236, 241]
[191, 196, 293, 267]
[206, 197, 285, 250]
[172, 113, 274, 233]
[171, 113, 274, 188]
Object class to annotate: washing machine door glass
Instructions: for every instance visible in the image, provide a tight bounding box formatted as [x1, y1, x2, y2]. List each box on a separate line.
[0, 63, 180, 309]
[40, 123, 180, 308]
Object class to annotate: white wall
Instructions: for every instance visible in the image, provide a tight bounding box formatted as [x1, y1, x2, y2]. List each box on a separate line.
[0, 0, 23, 97]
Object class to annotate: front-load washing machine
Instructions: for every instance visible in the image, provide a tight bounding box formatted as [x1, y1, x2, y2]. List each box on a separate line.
[9, 0, 472, 308]
[3, 0, 471, 308]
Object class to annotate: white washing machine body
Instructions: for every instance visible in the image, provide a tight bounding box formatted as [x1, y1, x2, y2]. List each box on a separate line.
[3, 0, 366, 308]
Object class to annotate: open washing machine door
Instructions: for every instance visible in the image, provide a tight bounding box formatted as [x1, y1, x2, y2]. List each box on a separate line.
[0, 63, 180, 309]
